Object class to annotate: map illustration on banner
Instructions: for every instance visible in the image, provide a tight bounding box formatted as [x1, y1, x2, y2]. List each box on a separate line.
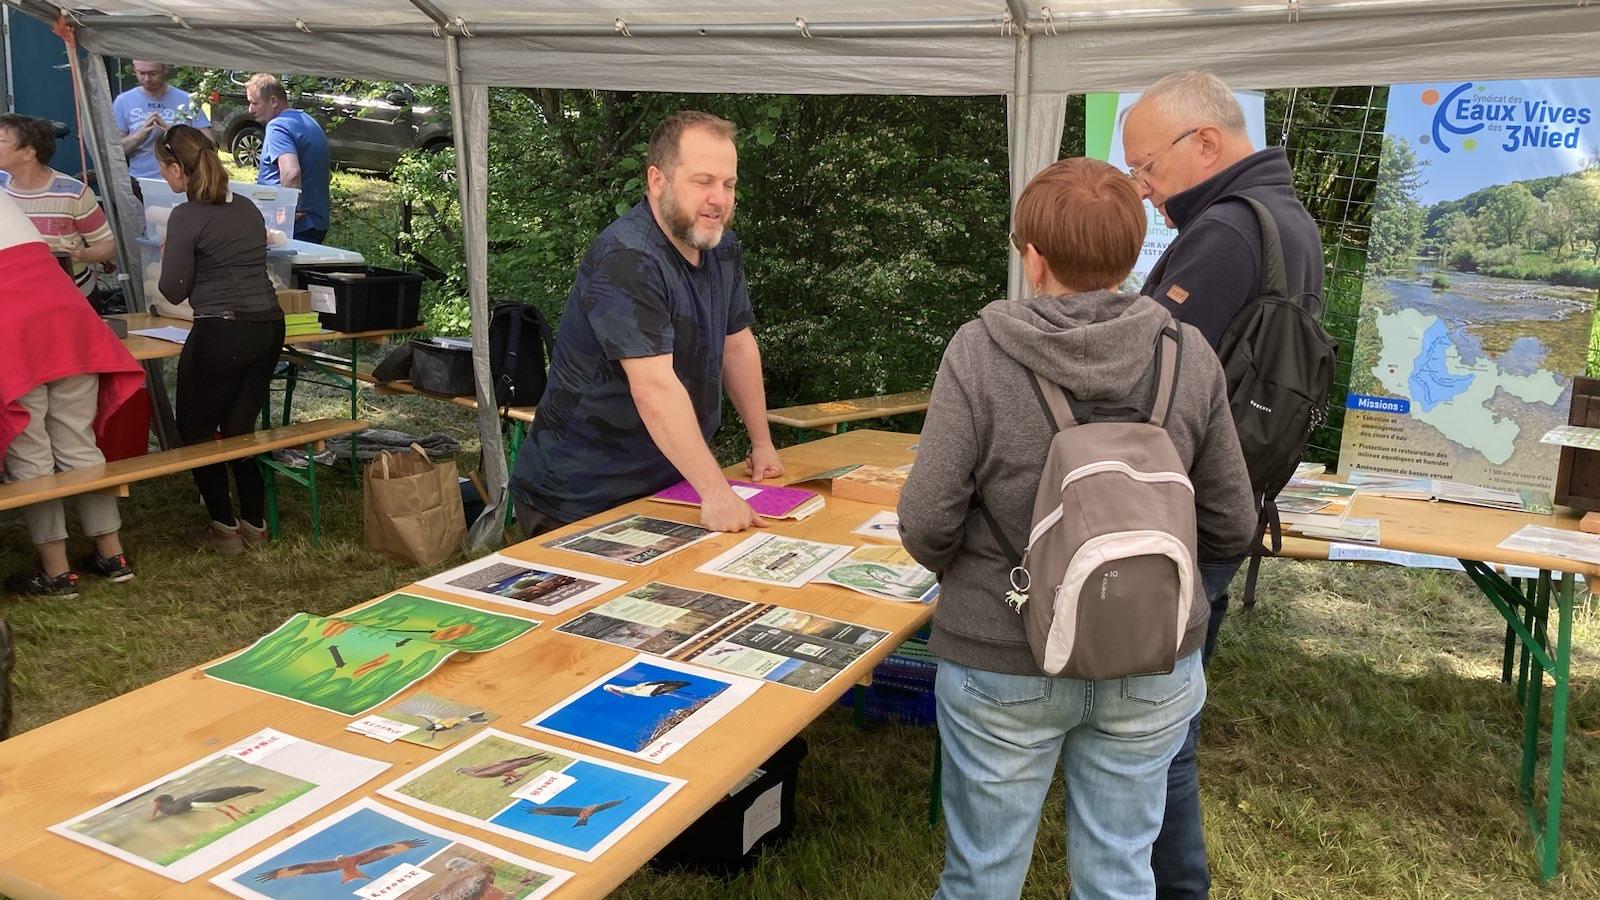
[1340, 78, 1600, 493]
[1085, 90, 1267, 289]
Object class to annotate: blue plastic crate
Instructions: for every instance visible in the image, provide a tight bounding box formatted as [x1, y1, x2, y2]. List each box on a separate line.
[841, 680, 937, 725]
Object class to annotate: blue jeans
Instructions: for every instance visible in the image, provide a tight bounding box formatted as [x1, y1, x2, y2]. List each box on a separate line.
[934, 652, 1206, 900]
[1150, 557, 1243, 900]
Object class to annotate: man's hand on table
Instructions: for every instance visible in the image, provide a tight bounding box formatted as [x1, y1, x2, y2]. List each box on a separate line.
[701, 486, 767, 533]
[745, 440, 784, 481]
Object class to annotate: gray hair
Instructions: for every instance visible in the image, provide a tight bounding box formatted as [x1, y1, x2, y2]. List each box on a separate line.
[1129, 70, 1247, 135]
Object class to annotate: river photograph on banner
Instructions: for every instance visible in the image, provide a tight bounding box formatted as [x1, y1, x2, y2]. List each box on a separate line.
[1340, 77, 1600, 494]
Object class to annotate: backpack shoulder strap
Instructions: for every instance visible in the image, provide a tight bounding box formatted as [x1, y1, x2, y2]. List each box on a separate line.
[1224, 194, 1289, 301]
[1029, 371, 1077, 430]
[1148, 322, 1183, 428]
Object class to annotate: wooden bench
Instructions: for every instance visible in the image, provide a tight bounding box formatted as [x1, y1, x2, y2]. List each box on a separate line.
[0, 418, 367, 546]
[767, 389, 932, 434]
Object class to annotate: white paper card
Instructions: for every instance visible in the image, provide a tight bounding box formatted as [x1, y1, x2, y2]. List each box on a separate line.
[309, 283, 337, 313]
[354, 864, 432, 899]
[731, 484, 763, 500]
[347, 715, 414, 743]
[512, 771, 578, 804]
[742, 783, 784, 854]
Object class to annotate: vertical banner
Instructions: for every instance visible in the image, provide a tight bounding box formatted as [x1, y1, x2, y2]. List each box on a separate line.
[1339, 79, 1600, 493]
[1086, 90, 1267, 289]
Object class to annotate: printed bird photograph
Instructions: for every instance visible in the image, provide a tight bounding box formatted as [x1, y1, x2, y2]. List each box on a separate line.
[67, 755, 314, 869]
[381, 692, 499, 749]
[533, 661, 727, 756]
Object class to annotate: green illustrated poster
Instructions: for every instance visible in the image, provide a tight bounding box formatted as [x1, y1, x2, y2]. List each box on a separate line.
[205, 596, 537, 716]
[342, 593, 538, 653]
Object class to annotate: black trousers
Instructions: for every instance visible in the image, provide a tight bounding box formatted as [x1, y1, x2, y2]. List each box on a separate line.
[176, 316, 286, 527]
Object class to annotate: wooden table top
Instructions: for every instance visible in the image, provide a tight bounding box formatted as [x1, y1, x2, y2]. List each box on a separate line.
[117, 314, 408, 362]
[1273, 489, 1600, 579]
[0, 429, 929, 899]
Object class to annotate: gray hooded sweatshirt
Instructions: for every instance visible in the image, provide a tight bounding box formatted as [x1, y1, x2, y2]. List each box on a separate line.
[898, 290, 1257, 676]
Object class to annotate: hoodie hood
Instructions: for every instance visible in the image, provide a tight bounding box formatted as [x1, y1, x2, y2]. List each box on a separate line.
[978, 289, 1173, 402]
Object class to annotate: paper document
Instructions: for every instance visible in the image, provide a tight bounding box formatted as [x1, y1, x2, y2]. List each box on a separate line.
[1328, 544, 1464, 571]
[695, 533, 852, 588]
[1541, 424, 1600, 451]
[1497, 525, 1600, 566]
[130, 326, 191, 344]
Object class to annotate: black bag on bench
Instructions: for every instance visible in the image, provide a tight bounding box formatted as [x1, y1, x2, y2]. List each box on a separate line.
[409, 339, 476, 397]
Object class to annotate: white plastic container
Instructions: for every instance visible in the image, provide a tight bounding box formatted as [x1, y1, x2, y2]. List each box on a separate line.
[138, 178, 300, 246]
[136, 235, 297, 299]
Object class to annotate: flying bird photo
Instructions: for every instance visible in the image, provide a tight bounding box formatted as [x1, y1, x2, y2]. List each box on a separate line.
[252, 838, 428, 883]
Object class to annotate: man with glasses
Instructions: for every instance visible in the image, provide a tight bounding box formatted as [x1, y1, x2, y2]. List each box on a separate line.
[1121, 70, 1324, 900]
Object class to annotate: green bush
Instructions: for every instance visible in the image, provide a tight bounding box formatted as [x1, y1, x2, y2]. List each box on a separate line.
[1430, 273, 1451, 290]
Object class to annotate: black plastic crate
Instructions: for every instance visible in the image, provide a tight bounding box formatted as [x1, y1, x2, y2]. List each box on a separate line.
[300, 266, 424, 333]
[651, 737, 808, 875]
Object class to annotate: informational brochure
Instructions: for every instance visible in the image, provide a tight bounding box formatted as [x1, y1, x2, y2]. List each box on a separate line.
[544, 514, 715, 566]
[557, 582, 891, 692]
[555, 582, 755, 656]
[1541, 424, 1600, 451]
[1497, 525, 1600, 566]
[679, 606, 890, 691]
[49, 730, 389, 883]
[851, 511, 902, 542]
[349, 692, 498, 750]
[695, 533, 852, 588]
[205, 595, 537, 716]
[815, 545, 939, 603]
[377, 730, 684, 862]
[418, 553, 625, 615]
[526, 655, 761, 763]
[212, 798, 572, 900]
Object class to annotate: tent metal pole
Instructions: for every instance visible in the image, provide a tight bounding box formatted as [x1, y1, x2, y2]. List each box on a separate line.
[443, 33, 510, 547]
[1007, 2, 1031, 302]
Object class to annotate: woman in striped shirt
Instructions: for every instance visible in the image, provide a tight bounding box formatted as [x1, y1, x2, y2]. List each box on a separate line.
[0, 114, 116, 297]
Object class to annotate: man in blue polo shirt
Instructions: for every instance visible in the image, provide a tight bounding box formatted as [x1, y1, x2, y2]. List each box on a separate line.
[246, 74, 330, 243]
[511, 111, 783, 535]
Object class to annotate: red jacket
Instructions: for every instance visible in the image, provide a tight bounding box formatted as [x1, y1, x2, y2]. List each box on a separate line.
[0, 240, 144, 460]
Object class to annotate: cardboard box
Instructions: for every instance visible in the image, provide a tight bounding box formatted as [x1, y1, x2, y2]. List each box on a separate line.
[277, 288, 312, 314]
[831, 464, 910, 505]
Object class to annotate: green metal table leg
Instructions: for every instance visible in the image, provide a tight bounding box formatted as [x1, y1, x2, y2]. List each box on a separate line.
[281, 362, 300, 426]
[348, 340, 361, 486]
[1517, 576, 1539, 705]
[307, 441, 322, 548]
[501, 419, 529, 530]
[1520, 572, 1550, 814]
[1502, 577, 1521, 685]
[261, 457, 280, 539]
[1538, 572, 1575, 881]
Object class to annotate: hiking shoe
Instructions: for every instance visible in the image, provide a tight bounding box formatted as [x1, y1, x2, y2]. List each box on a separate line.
[192, 520, 245, 556]
[78, 551, 135, 583]
[4, 570, 79, 599]
[238, 519, 270, 550]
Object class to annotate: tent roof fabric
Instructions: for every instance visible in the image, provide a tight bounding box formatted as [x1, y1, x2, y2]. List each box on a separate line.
[39, 1, 1600, 94]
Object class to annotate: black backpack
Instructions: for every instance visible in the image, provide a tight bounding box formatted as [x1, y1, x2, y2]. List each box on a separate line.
[1214, 196, 1339, 607]
[488, 300, 555, 410]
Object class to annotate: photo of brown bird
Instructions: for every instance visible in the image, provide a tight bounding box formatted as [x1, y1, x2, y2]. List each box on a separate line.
[527, 797, 625, 827]
[251, 838, 428, 883]
[454, 752, 553, 786]
[148, 785, 263, 823]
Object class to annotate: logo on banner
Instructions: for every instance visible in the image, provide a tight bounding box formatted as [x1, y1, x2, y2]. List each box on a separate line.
[1423, 82, 1594, 153]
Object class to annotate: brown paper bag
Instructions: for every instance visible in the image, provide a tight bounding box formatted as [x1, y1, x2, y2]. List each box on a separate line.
[363, 444, 466, 566]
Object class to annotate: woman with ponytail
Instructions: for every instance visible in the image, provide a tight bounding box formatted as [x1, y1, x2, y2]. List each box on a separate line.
[155, 124, 285, 554]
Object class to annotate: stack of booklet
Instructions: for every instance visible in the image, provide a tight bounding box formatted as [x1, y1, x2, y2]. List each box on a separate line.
[283, 311, 324, 337]
[1276, 478, 1367, 540]
[651, 478, 826, 520]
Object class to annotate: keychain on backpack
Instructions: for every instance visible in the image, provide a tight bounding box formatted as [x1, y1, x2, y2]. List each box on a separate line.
[1005, 564, 1030, 613]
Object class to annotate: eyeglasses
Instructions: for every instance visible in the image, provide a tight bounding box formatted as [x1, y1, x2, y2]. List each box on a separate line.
[1127, 127, 1199, 184]
[1009, 231, 1025, 253]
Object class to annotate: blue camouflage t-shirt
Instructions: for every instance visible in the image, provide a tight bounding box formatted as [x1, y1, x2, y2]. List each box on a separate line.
[511, 200, 755, 522]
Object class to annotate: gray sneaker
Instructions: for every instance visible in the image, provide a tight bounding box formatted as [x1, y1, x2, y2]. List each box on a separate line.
[192, 520, 245, 556]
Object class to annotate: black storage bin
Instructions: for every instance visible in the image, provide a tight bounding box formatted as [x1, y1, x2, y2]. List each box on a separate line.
[651, 737, 808, 875]
[410, 340, 476, 396]
[301, 267, 424, 332]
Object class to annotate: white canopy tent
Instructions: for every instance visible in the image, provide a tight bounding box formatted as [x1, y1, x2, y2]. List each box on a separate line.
[9, 0, 1600, 544]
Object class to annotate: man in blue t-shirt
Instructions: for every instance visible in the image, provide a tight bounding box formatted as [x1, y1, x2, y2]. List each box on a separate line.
[510, 111, 783, 536]
[246, 74, 331, 243]
[112, 60, 210, 182]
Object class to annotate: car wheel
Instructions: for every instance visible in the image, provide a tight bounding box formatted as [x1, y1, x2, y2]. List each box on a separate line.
[230, 125, 264, 168]
[421, 139, 453, 154]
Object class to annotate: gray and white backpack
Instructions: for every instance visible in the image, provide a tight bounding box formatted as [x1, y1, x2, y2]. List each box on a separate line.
[979, 322, 1198, 680]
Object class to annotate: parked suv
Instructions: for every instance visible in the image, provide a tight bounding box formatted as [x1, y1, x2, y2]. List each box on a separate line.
[210, 77, 452, 173]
